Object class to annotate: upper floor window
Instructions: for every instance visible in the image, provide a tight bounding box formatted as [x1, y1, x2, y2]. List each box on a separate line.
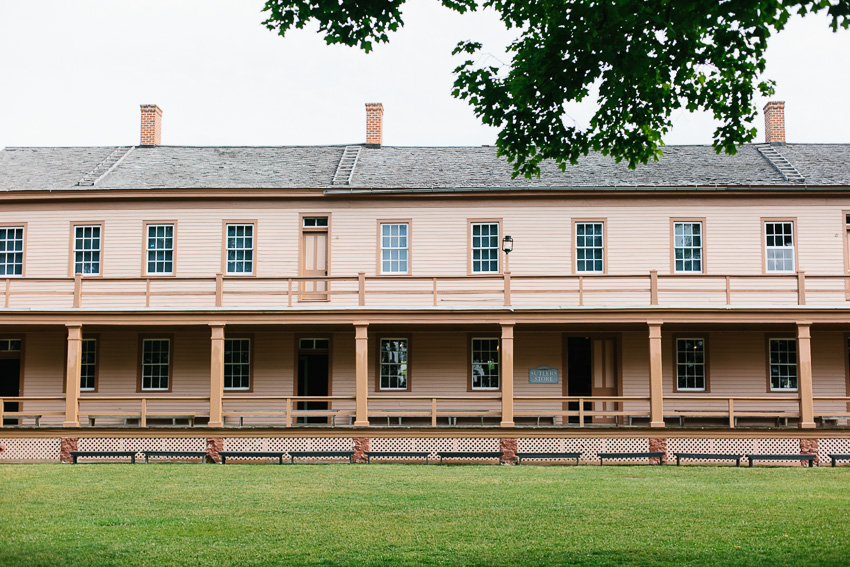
[0, 227, 24, 276]
[576, 222, 604, 273]
[141, 338, 170, 391]
[471, 222, 499, 273]
[74, 225, 101, 275]
[769, 338, 797, 391]
[379, 338, 408, 390]
[765, 221, 794, 273]
[471, 337, 500, 390]
[80, 338, 97, 391]
[380, 223, 409, 274]
[674, 222, 702, 273]
[146, 224, 174, 275]
[226, 224, 254, 275]
[676, 338, 706, 391]
[224, 338, 251, 390]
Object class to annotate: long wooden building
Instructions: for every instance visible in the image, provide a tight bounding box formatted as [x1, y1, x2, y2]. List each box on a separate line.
[1, 101, 849, 463]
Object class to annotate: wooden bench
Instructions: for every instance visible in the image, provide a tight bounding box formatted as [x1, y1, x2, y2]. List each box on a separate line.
[437, 451, 503, 464]
[516, 452, 581, 465]
[223, 412, 289, 426]
[142, 450, 207, 464]
[0, 412, 44, 426]
[747, 453, 816, 467]
[441, 411, 501, 426]
[219, 451, 286, 464]
[289, 450, 355, 464]
[349, 413, 440, 426]
[86, 413, 143, 426]
[598, 452, 665, 465]
[69, 450, 136, 464]
[364, 451, 430, 464]
[513, 412, 558, 426]
[290, 410, 346, 425]
[827, 454, 850, 467]
[143, 413, 197, 426]
[674, 453, 742, 466]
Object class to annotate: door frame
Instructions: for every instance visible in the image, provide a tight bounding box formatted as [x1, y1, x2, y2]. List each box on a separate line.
[0, 335, 24, 422]
[561, 333, 622, 422]
[298, 213, 331, 302]
[293, 335, 333, 398]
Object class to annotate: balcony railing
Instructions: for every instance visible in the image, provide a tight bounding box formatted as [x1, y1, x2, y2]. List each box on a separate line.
[1, 271, 847, 310]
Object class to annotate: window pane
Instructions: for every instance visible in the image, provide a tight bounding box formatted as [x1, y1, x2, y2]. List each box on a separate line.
[146, 224, 174, 274]
[226, 224, 253, 274]
[769, 339, 798, 390]
[380, 338, 408, 390]
[80, 339, 97, 390]
[224, 338, 251, 390]
[765, 222, 794, 273]
[471, 338, 499, 389]
[674, 222, 702, 273]
[471, 223, 499, 273]
[0, 227, 24, 276]
[381, 223, 409, 274]
[576, 223, 604, 273]
[74, 225, 101, 275]
[676, 338, 705, 390]
[141, 339, 170, 390]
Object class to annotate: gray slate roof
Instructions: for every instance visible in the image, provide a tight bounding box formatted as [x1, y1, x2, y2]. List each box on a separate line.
[1, 143, 849, 192]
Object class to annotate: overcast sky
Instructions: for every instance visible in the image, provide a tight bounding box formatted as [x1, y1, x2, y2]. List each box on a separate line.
[1, 0, 848, 150]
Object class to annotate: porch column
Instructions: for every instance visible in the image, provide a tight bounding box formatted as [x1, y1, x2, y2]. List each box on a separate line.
[354, 322, 370, 427]
[797, 322, 816, 429]
[500, 322, 515, 427]
[648, 322, 665, 428]
[63, 324, 82, 427]
[208, 323, 225, 428]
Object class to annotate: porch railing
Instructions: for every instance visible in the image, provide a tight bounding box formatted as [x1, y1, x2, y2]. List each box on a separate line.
[77, 396, 211, 427]
[2, 271, 847, 310]
[513, 396, 651, 426]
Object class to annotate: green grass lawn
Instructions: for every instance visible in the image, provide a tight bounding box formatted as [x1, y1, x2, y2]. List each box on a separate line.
[1, 464, 848, 566]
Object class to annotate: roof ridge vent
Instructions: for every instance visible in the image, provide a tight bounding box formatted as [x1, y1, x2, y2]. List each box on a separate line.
[75, 146, 133, 186]
[331, 145, 361, 186]
[755, 144, 805, 183]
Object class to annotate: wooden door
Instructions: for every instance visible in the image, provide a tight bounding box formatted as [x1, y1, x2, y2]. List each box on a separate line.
[300, 230, 328, 301]
[591, 338, 619, 423]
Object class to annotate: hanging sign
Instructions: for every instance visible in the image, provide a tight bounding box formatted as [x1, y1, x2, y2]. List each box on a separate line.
[528, 365, 559, 384]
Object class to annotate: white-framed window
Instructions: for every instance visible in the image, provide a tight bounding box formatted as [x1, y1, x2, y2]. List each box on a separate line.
[765, 222, 794, 273]
[676, 338, 705, 391]
[303, 217, 329, 228]
[471, 338, 500, 390]
[80, 338, 97, 391]
[224, 338, 251, 390]
[226, 224, 254, 274]
[674, 222, 702, 273]
[0, 227, 24, 276]
[141, 338, 170, 391]
[380, 223, 409, 274]
[146, 224, 174, 274]
[769, 338, 797, 391]
[471, 222, 499, 273]
[379, 338, 408, 390]
[74, 225, 101, 275]
[576, 222, 604, 272]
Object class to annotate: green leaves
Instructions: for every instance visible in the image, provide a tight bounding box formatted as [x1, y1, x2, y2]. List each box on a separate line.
[262, 0, 850, 177]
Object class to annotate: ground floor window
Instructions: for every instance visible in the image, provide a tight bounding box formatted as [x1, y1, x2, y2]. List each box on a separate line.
[141, 338, 170, 390]
[224, 338, 251, 390]
[471, 338, 499, 390]
[80, 338, 97, 391]
[676, 338, 706, 391]
[769, 338, 797, 391]
[379, 338, 408, 390]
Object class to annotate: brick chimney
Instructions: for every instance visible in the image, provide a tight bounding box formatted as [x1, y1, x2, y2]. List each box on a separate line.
[140, 104, 163, 146]
[365, 103, 383, 146]
[763, 101, 785, 145]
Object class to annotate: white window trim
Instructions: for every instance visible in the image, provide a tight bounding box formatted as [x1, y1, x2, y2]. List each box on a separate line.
[675, 337, 706, 392]
[141, 338, 170, 391]
[764, 221, 795, 274]
[80, 338, 97, 391]
[146, 224, 174, 275]
[225, 223, 254, 275]
[673, 222, 703, 274]
[0, 226, 24, 277]
[380, 223, 409, 275]
[74, 224, 102, 276]
[223, 338, 251, 391]
[471, 222, 500, 274]
[768, 338, 798, 392]
[471, 337, 500, 390]
[575, 222, 604, 273]
[379, 337, 408, 391]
